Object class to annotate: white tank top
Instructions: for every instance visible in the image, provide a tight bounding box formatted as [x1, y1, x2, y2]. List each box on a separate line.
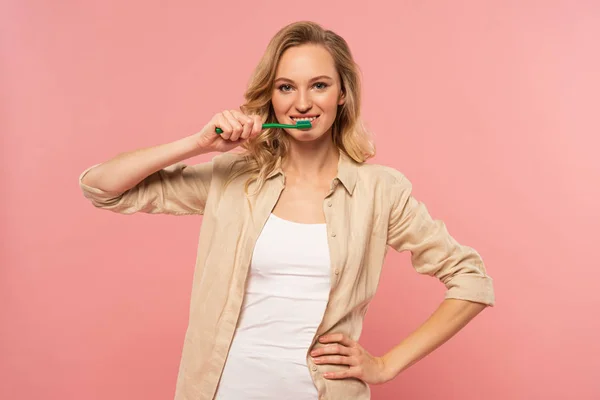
[215, 213, 331, 399]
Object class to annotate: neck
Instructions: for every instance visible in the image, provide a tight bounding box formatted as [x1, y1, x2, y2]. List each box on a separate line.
[282, 132, 339, 180]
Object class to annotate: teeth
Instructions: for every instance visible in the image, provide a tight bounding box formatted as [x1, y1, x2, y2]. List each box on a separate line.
[291, 116, 318, 122]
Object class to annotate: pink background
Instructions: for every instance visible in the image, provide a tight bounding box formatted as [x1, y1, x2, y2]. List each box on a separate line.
[2, 1, 599, 399]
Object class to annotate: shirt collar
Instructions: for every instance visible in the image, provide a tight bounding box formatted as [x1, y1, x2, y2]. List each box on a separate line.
[266, 150, 358, 195]
[335, 151, 358, 195]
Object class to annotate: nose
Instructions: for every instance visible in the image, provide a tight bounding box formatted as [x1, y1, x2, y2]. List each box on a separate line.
[295, 89, 312, 113]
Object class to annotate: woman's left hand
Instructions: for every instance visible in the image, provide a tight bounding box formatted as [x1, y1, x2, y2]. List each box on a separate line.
[310, 333, 392, 385]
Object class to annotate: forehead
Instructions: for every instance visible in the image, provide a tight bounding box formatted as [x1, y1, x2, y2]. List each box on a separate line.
[275, 44, 338, 80]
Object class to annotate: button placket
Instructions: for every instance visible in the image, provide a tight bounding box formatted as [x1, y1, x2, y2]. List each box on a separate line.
[324, 186, 343, 285]
[324, 191, 342, 284]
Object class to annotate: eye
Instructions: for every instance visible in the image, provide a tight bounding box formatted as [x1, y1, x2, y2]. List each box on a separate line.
[314, 82, 329, 90]
[278, 84, 293, 92]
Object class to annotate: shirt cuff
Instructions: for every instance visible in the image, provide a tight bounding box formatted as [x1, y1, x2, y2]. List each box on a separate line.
[444, 274, 495, 306]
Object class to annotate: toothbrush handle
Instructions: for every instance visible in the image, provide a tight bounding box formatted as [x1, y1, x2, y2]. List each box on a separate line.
[215, 124, 267, 135]
[215, 123, 293, 134]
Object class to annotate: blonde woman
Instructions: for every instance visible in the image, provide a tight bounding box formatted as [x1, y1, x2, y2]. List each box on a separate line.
[80, 21, 495, 400]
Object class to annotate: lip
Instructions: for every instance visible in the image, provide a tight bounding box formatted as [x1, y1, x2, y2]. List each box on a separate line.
[290, 114, 320, 119]
[290, 115, 320, 126]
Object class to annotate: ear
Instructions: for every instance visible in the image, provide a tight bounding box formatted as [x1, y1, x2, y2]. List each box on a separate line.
[338, 89, 346, 106]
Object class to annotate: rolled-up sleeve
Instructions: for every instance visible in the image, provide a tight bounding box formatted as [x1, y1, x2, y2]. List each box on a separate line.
[78, 161, 213, 215]
[386, 175, 495, 306]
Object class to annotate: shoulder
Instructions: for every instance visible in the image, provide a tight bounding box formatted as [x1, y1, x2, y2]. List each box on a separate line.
[352, 161, 417, 209]
[354, 162, 422, 220]
[208, 152, 252, 178]
[210, 151, 246, 167]
[355, 160, 412, 189]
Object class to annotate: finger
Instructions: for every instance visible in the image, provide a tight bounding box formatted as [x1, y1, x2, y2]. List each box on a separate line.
[216, 114, 233, 140]
[239, 114, 253, 140]
[235, 109, 253, 123]
[319, 333, 356, 348]
[251, 114, 262, 137]
[323, 368, 357, 380]
[223, 110, 244, 141]
[311, 343, 352, 357]
[224, 110, 244, 141]
[313, 355, 356, 366]
[230, 110, 253, 139]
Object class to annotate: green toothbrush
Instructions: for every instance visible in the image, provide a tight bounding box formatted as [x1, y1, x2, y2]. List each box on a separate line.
[215, 120, 312, 134]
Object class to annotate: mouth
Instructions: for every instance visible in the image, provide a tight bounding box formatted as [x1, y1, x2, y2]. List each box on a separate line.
[290, 115, 320, 125]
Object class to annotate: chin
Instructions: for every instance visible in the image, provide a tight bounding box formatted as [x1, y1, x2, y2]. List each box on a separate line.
[286, 128, 329, 142]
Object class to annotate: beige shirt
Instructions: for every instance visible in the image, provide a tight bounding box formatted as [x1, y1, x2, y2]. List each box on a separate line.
[79, 151, 495, 400]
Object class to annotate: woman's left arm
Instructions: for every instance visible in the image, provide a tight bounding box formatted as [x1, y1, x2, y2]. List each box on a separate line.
[383, 174, 496, 378]
[312, 299, 488, 384]
[380, 298, 488, 380]
[312, 173, 495, 383]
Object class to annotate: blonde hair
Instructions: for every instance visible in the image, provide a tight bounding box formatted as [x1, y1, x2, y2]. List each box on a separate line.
[232, 21, 375, 194]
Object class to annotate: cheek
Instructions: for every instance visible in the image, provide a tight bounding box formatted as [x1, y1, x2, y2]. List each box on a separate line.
[319, 92, 342, 113]
[271, 93, 291, 115]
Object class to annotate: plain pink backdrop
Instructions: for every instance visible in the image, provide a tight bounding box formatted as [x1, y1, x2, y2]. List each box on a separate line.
[2, 1, 599, 399]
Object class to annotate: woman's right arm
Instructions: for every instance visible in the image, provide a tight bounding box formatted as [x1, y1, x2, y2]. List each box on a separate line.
[80, 110, 262, 215]
[80, 135, 205, 194]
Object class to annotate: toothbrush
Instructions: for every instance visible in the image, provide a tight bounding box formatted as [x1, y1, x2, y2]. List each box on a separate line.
[215, 120, 312, 134]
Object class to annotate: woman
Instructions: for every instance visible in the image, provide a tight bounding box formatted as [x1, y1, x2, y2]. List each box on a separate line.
[80, 21, 495, 400]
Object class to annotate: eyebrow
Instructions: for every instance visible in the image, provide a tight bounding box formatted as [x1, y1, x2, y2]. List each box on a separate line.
[274, 75, 334, 84]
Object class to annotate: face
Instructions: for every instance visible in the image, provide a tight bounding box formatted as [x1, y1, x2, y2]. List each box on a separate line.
[271, 44, 345, 142]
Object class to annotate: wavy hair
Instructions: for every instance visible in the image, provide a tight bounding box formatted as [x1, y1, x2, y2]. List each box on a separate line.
[232, 21, 375, 194]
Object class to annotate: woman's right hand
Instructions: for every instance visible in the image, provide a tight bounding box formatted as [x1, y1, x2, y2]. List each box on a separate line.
[194, 109, 263, 153]
[80, 109, 262, 194]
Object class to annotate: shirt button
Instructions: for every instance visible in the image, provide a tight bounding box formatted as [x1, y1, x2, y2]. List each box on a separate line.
[331, 232, 336, 237]
[334, 269, 340, 275]
[327, 202, 332, 207]
[312, 365, 318, 371]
